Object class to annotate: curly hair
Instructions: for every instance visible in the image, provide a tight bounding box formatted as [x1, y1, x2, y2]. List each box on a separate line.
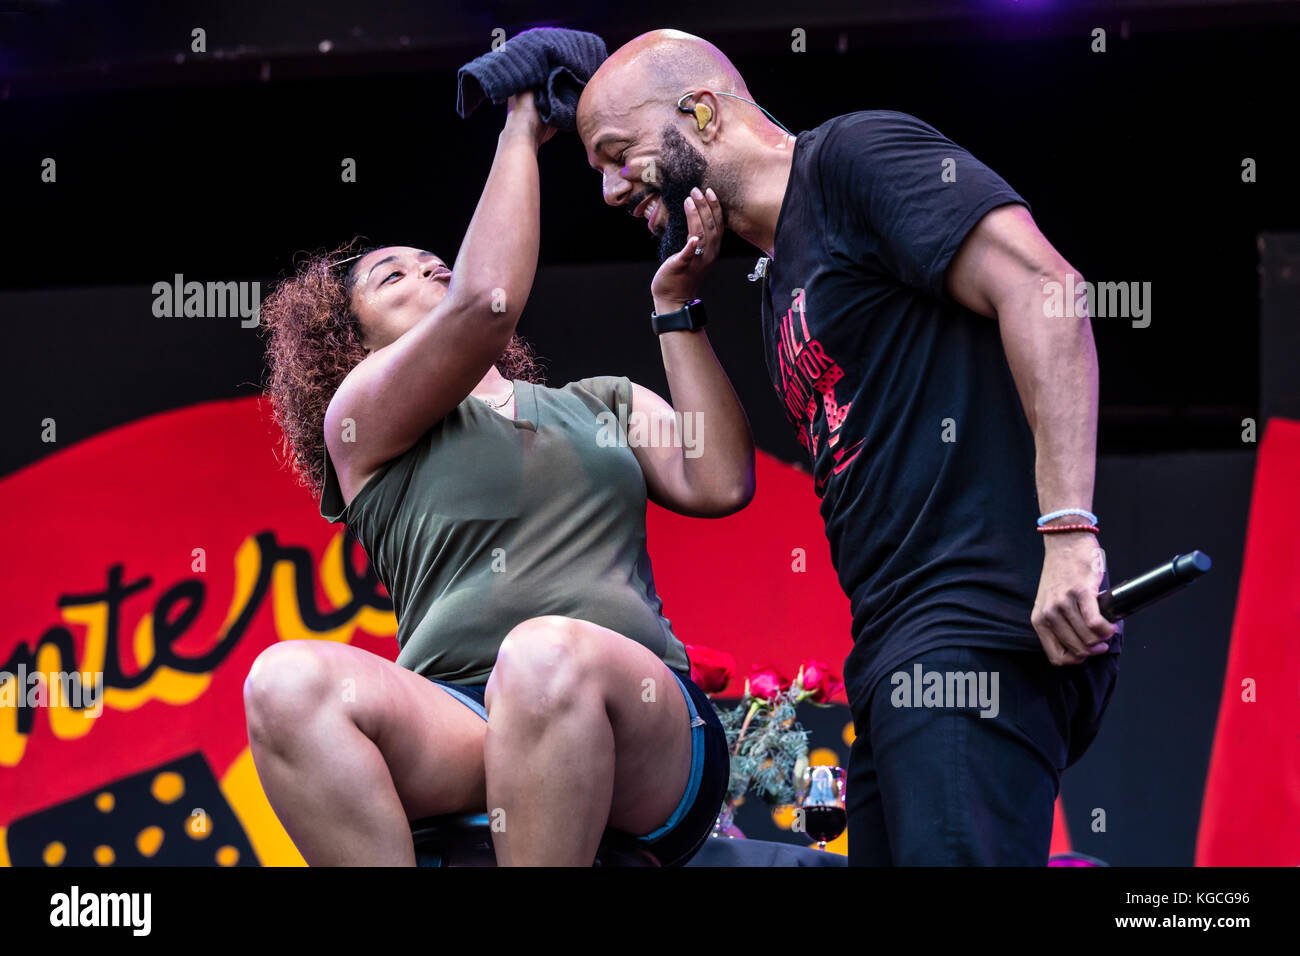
[260, 238, 546, 498]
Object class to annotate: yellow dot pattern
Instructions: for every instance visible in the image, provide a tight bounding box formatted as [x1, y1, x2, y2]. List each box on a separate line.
[771, 804, 798, 828]
[151, 772, 185, 804]
[809, 747, 840, 766]
[136, 826, 164, 858]
[37, 769, 231, 866]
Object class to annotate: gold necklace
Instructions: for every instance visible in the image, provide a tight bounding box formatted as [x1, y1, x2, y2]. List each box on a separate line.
[477, 382, 515, 409]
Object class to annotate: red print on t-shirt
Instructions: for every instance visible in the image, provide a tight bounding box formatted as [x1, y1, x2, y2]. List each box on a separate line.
[774, 291, 864, 491]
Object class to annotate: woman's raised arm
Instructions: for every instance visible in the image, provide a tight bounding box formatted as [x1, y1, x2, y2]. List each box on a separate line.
[326, 93, 553, 483]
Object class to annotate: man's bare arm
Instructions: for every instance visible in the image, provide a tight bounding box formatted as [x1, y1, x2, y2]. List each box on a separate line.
[946, 203, 1118, 664]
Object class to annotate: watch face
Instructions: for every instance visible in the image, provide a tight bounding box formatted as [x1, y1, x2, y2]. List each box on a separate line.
[653, 301, 705, 333]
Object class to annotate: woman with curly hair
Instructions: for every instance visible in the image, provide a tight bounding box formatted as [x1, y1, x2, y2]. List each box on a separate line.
[244, 92, 755, 866]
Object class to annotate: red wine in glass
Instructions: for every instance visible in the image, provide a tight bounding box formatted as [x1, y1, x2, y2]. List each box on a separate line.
[803, 804, 847, 845]
[797, 765, 847, 850]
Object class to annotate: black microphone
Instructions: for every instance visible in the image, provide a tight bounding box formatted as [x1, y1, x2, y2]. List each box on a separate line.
[1097, 550, 1212, 622]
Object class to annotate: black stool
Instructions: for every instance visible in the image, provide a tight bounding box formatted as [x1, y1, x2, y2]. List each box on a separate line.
[410, 812, 661, 867]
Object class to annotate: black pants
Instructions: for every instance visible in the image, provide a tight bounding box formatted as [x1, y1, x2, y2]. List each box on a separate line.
[846, 643, 1120, 865]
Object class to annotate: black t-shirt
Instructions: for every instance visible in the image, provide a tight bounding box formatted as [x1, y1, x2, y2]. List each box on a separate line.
[760, 110, 1112, 715]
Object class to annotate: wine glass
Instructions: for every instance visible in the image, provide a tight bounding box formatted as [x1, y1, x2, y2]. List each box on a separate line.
[796, 765, 846, 850]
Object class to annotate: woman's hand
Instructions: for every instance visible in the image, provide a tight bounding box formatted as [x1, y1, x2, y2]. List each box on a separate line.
[504, 90, 557, 148]
[650, 186, 724, 312]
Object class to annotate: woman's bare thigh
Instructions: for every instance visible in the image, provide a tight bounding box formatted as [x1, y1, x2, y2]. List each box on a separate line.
[302, 640, 488, 820]
[485, 618, 694, 837]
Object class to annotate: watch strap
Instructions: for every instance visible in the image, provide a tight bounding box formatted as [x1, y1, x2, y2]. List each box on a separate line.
[650, 298, 708, 334]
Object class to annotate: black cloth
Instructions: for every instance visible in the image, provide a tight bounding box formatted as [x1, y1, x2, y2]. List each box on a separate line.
[846, 643, 1120, 864]
[758, 110, 1122, 717]
[686, 837, 848, 866]
[455, 27, 607, 131]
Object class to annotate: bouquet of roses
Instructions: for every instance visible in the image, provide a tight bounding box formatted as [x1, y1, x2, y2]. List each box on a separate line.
[685, 645, 845, 809]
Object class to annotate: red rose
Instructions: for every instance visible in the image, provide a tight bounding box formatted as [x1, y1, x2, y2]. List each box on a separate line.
[684, 644, 734, 694]
[746, 666, 791, 702]
[797, 659, 844, 703]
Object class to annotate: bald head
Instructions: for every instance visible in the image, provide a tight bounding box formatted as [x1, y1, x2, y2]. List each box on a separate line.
[579, 29, 750, 125]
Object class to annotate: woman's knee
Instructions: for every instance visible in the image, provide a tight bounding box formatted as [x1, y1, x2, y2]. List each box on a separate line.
[243, 640, 337, 739]
[491, 616, 597, 714]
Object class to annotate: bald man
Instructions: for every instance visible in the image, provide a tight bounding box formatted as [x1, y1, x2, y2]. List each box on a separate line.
[577, 30, 1122, 866]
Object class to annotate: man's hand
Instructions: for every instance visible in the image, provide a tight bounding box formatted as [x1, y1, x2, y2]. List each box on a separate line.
[650, 186, 723, 312]
[1032, 533, 1119, 665]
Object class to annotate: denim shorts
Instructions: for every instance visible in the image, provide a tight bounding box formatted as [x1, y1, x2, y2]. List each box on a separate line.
[428, 667, 729, 867]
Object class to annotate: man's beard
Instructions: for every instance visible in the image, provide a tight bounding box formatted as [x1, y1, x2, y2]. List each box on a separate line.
[650, 124, 711, 264]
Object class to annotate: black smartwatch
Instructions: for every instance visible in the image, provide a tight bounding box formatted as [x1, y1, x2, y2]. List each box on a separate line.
[650, 298, 708, 335]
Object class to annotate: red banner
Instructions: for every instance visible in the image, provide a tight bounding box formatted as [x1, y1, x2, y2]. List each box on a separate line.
[1196, 418, 1300, 866]
[0, 397, 856, 864]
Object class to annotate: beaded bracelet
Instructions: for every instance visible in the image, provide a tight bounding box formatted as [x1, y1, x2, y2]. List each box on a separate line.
[1037, 508, 1099, 527]
[1037, 523, 1100, 535]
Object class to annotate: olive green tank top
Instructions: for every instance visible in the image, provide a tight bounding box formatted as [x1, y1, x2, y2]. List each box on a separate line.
[319, 376, 691, 685]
